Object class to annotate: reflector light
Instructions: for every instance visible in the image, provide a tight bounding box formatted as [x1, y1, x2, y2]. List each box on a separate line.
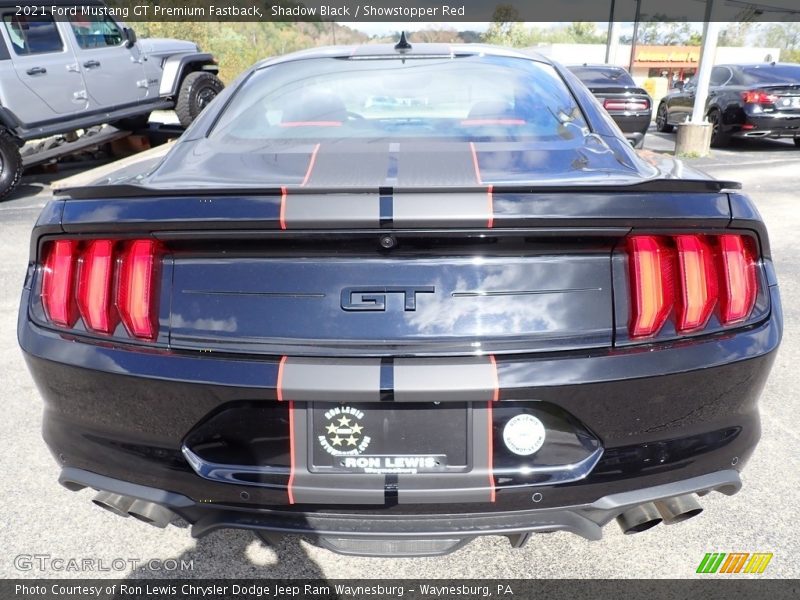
[627, 236, 673, 338]
[116, 239, 160, 340]
[675, 235, 717, 332]
[718, 235, 758, 324]
[77, 240, 115, 334]
[41, 240, 78, 327]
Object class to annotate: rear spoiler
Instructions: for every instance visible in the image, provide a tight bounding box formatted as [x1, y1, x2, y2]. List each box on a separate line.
[57, 178, 741, 200]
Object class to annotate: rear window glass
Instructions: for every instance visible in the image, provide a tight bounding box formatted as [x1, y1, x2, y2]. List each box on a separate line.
[209, 55, 589, 143]
[740, 65, 800, 84]
[567, 66, 636, 87]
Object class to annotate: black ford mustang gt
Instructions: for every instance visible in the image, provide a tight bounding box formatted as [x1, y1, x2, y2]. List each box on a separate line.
[18, 43, 781, 557]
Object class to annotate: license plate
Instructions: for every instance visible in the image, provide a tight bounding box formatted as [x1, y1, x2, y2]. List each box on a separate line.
[778, 96, 800, 108]
[309, 402, 469, 474]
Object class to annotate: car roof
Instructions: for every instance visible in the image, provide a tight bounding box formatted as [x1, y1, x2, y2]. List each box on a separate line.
[717, 63, 799, 69]
[250, 43, 552, 71]
[567, 64, 629, 70]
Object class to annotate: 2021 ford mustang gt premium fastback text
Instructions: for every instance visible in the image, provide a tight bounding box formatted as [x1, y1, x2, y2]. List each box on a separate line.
[18, 42, 782, 557]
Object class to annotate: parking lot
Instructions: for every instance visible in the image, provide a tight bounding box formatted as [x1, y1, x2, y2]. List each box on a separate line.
[1, 129, 797, 579]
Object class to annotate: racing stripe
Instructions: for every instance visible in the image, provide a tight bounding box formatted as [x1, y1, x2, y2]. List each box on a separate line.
[393, 191, 494, 227]
[396, 403, 495, 504]
[488, 354, 499, 502]
[279, 357, 382, 402]
[301, 143, 321, 187]
[393, 357, 498, 402]
[288, 403, 385, 504]
[288, 399, 296, 504]
[281, 192, 380, 229]
[470, 141, 483, 184]
[278, 357, 499, 504]
[279, 186, 288, 230]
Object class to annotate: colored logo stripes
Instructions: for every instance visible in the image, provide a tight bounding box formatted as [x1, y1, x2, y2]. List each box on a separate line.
[697, 552, 773, 574]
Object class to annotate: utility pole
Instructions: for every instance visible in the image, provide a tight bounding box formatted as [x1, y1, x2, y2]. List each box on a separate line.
[674, 0, 720, 157]
[605, 0, 620, 64]
[628, 0, 642, 72]
[690, 2, 720, 123]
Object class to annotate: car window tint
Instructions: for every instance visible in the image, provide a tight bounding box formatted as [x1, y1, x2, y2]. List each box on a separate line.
[567, 66, 636, 87]
[3, 14, 63, 55]
[211, 56, 589, 143]
[68, 14, 123, 49]
[740, 65, 800, 84]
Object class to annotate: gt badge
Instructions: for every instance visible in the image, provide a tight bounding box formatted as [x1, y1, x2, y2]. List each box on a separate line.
[318, 406, 371, 456]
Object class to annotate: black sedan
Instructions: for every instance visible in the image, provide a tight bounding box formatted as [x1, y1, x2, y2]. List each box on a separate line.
[19, 42, 782, 557]
[567, 64, 652, 148]
[656, 63, 800, 147]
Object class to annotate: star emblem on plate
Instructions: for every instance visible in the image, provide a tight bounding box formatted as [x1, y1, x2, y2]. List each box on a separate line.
[331, 435, 343, 446]
[337, 416, 351, 427]
[346, 435, 358, 446]
[326, 423, 338, 435]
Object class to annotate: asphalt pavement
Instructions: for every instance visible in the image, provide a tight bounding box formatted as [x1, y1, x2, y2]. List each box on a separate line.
[0, 129, 797, 580]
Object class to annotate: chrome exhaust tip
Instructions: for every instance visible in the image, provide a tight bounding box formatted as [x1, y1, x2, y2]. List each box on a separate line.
[127, 499, 175, 528]
[655, 494, 703, 524]
[616, 503, 663, 534]
[92, 491, 134, 517]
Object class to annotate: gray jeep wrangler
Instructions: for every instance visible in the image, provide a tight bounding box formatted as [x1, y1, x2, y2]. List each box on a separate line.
[0, 0, 224, 199]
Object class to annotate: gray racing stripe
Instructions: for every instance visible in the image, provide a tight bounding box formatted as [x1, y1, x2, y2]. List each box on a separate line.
[283, 193, 380, 228]
[397, 402, 494, 503]
[394, 357, 497, 403]
[281, 358, 382, 402]
[393, 191, 492, 227]
[289, 403, 385, 504]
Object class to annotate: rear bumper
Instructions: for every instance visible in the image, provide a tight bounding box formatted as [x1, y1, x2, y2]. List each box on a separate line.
[19, 282, 782, 527]
[59, 466, 742, 555]
[609, 113, 651, 142]
[734, 112, 800, 138]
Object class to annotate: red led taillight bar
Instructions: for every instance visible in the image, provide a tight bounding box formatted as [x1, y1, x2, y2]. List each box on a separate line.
[627, 234, 758, 338]
[41, 239, 161, 341]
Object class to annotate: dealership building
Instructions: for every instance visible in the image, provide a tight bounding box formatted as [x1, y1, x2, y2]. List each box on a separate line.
[526, 44, 782, 102]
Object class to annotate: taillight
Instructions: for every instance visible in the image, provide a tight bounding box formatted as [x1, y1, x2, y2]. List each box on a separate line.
[627, 234, 759, 339]
[603, 98, 650, 111]
[40, 238, 161, 340]
[675, 235, 717, 332]
[741, 90, 777, 105]
[77, 240, 115, 334]
[41, 240, 78, 327]
[116, 240, 160, 340]
[627, 236, 674, 337]
[717, 235, 757, 325]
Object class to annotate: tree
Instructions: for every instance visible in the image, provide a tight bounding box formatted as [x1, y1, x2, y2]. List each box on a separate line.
[718, 23, 756, 47]
[566, 22, 605, 44]
[633, 20, 700, 46]
[482, 4, 531, 47]
[760, 23, 800, 52]
[413, 27, 460, 43]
